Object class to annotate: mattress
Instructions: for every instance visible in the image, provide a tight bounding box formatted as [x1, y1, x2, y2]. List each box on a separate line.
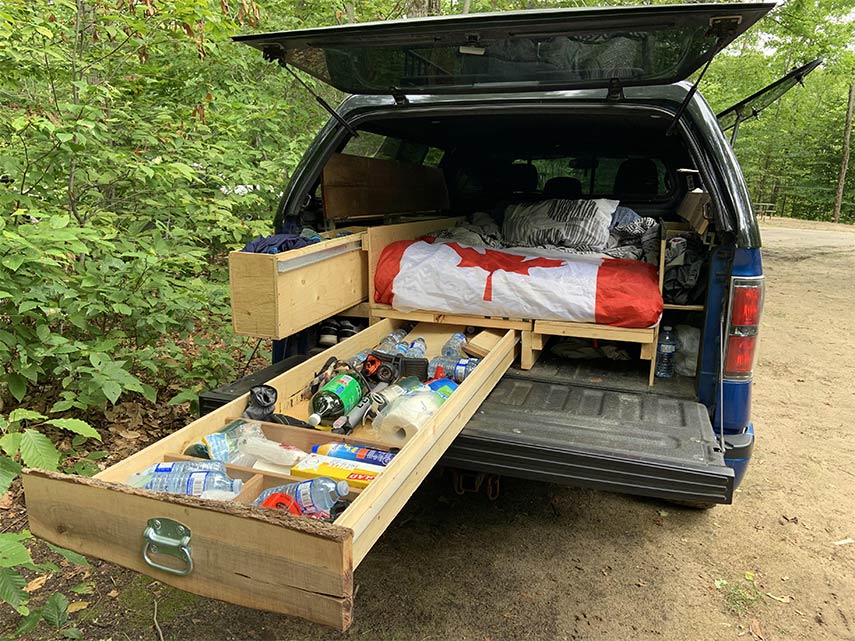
[374, 240, 663, 328]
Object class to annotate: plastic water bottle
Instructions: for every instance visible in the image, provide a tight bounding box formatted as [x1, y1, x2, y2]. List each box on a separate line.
[129, 461, 243, 496]
[404, 337, 427, 359]
[375, 329, 409, 354]
[428, 355, 479, 383]
[344, 350, 369, 369]
[441, 332, 468, 357]
[655, 325, 677, 378]
[255, 477, 350, 516]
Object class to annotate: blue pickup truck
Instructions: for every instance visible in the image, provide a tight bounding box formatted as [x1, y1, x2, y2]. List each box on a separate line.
[209, 2, 818, 506]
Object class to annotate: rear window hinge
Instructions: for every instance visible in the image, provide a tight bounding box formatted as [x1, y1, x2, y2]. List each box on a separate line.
[708, 15, 743, 39]
[607, 78, 624, 101]
[391, 90, 409, 106]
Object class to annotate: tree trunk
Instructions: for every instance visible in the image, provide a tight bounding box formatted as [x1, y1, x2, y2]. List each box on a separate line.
[409, 0, 440, 18]
[833, 79, 855, 224]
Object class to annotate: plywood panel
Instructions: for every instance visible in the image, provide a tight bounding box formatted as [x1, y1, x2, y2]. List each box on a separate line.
[23, 470, 354, 630]
[322, 153, 449, 221]
[366, 218, 462, 303]
[338, 329, 518, 566]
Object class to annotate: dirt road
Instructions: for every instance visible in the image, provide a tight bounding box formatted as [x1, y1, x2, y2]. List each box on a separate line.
[22, 218, 855, 641]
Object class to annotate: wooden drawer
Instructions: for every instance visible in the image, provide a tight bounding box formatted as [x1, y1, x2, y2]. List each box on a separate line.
[229, 228, 368, 340]
[23, 319, 517, 630]
[229, 218, 458, 340]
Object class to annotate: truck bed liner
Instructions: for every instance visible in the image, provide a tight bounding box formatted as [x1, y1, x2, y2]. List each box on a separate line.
[443, 375, 734, 504]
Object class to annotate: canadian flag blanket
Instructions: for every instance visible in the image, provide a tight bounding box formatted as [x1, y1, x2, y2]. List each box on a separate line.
[374, 240, 663, 328]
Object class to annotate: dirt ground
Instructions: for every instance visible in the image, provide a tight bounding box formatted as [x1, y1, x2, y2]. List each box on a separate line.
[11, 217, 855, 641]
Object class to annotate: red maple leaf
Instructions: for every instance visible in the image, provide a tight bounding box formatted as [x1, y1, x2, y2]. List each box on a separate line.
[447, 244, 566, 301]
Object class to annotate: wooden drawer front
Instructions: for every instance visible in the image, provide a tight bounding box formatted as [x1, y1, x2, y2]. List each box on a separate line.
[24, 471, 353, 628]
[229, 230, 367, 340]
[23, 320, 516, 630]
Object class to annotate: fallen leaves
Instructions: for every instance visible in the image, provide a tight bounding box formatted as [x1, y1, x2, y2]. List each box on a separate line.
[24, 575, 47, 593]
[67, 601, 89, 613]
[749, 618, 765, 639]
[107, 589, 119, 598]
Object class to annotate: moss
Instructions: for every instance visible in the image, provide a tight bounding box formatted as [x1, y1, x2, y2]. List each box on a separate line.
[117, 576, 198, 629]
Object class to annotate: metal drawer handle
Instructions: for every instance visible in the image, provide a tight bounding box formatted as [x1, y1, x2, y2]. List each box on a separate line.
[142, 518, 193, 576]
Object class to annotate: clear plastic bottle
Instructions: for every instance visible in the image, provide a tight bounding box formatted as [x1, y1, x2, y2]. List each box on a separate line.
[254, 477, 350, 516]
[404, 337, 427, 359]
[375, 329, 409, 354]
[428, 355, 480, 383]
[129, 461, 242, 496]
[441, 332, 468, 357]
[368, 376, 426, 418]
[655, 325, 677, 378]
[344, 350, 369, 369]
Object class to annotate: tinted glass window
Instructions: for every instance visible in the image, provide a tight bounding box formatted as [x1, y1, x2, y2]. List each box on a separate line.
[528, 156, 670, 197]
[343, 133, 443, 166]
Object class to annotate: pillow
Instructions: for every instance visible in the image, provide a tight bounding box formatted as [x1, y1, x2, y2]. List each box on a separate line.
[502, 198, 618, 252]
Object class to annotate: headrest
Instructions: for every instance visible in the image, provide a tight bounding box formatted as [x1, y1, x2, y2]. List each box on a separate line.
[543, 176, 583, 199]
[507, 163, 538, 192]
[613, 158, 659, 197]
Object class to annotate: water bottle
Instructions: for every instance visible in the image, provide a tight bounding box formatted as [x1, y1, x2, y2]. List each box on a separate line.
[344, 350, 369, 369]
[392, 341, 410, 356]
[441, 332, 468, 357]
[375, 329, 409, 354]
[428, 355, 480, 383]
[308, 373, 367, 427]
[255, 477, 350, 516]
[404, 337, 427, 359]
[655, 325, 677, 378]
[368, 377, 426, 418]
[129, 461, 242, 496]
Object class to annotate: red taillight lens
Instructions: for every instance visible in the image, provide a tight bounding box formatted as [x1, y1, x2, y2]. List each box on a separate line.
[731, 285, 763, 326]
[724, 334, 757, 377]
[724, 277, 764, 380]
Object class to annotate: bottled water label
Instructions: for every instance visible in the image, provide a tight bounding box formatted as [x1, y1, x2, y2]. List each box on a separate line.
[295, 480, 318, 513]
[453, 359, 473, 381]
[659, 344, 676, 354]
[155, 463, 176, 473]
[186, 471, 210, 496]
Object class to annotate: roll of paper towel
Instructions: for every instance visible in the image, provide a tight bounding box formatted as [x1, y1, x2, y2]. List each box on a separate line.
[372, 390, 445, 443]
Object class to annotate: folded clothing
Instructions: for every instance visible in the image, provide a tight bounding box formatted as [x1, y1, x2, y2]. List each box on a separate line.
[375, 240, 662, 328]
[241, 233, 318, 254]
[502, 198, 619, 252]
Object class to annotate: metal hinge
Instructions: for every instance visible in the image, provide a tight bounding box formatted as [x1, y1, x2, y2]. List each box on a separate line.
[607, 78, 624, 101]
[391, 90, 409, 106]
[708, 15, 743, 38]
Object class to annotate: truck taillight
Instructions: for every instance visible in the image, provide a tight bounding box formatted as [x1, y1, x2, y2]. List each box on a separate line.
[724, 278, 764, 380]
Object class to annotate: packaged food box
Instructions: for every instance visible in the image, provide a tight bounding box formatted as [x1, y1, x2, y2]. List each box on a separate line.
[290, 453, 384, 488]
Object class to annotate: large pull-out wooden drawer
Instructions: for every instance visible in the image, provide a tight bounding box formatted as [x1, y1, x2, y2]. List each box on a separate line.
[23, 320, 517, 630]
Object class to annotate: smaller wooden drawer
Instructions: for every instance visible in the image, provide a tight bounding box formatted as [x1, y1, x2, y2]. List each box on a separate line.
[23, 320, 517, 630]
[229, 228, 368, 340]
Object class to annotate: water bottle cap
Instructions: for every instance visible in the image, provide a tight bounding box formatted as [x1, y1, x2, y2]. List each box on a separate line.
[663, 325, 672, 331]
[336, 481, 350, 497]
[232, 478, 244, 494]
[308, 413, 322, 427]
